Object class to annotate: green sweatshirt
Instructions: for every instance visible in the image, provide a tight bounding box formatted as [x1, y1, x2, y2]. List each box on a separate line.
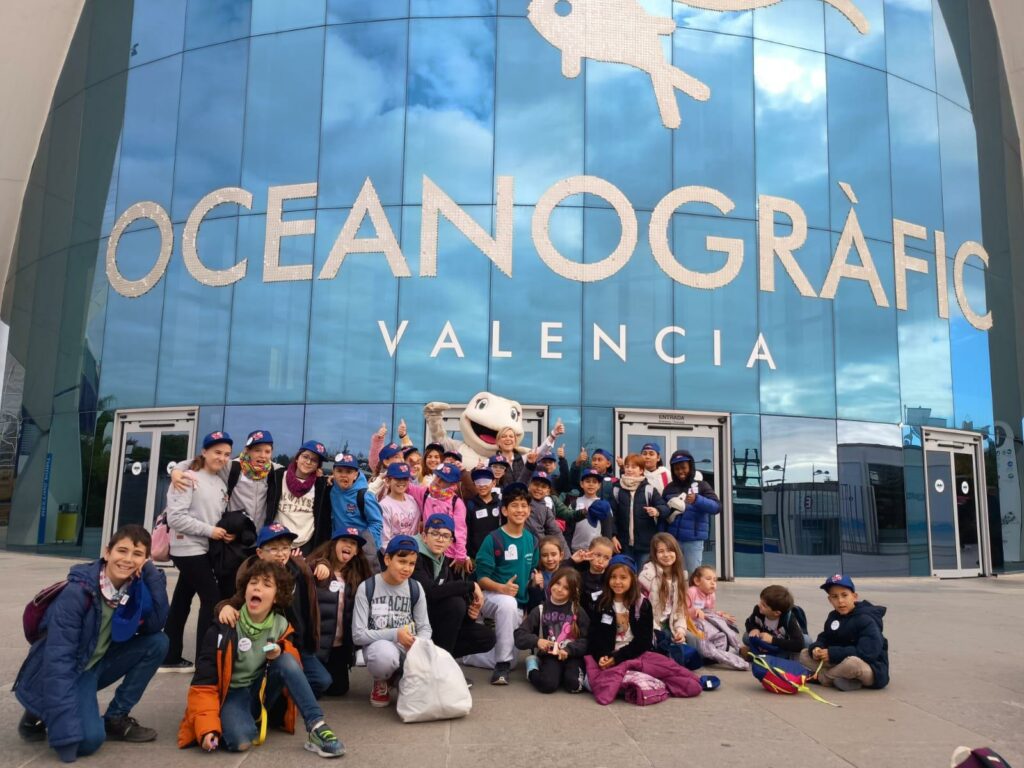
[474, 527, 537, 605]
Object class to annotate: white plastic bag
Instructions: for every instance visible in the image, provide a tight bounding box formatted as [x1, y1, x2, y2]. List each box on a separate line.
[396, 639, 472, 723]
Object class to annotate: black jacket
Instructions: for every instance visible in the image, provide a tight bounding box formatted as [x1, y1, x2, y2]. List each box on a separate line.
[209, 510, 257, 578]
[588, 598, 654, 664]
[266, 470, 333, 549]
[744, 605, 805, 653]
[612, 480, 669, 552]
[312, 570, 359, 668]
[411, 547, 475, 605]
[809, 600, 889, 689]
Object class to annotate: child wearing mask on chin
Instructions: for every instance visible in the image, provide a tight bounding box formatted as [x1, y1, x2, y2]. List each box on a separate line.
[177, 560, 344, 758]
[639, 442, 671, 493]
[515, 567, 589, 694]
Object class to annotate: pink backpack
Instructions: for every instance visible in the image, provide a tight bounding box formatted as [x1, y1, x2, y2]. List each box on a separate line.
[622, 670, 668, 706]
[151, 511, 170, 562]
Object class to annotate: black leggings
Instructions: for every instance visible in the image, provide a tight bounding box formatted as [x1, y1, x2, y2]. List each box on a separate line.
[428, 595, 497, 659]
[324, 647, 351, 696]
[528, 655, 586, 694]
[164, 553, 220, 663]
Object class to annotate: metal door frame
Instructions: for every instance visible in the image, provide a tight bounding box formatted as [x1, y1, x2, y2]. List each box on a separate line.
[102, 407, 198, 548]
[922, 427, 991, 577]
[615, 409, 734, 579]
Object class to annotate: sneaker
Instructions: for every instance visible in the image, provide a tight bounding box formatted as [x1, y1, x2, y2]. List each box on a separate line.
[355, 649, 366, 667]
[370, 679, 390, 707]
[158, 658, 194, 673]
[17, 712, 45, 742]
[832, 677, 863, 692]
[305, 722, 345, 758]
[104, 715, 157, 743]
[490, 662, 511, 685]
[524, 654, 539, 679]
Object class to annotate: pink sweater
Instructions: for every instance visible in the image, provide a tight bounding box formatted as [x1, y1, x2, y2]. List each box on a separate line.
[687, 586, 716, 618]
[407, 483, 468, 562]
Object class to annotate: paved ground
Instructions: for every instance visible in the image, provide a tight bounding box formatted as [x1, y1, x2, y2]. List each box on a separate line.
[1, 550, 1022, 768]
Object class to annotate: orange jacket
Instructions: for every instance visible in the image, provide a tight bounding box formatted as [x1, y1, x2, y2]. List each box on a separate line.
[177, 618, 301, 748]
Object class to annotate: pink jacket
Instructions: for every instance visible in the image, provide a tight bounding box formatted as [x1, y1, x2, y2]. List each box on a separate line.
[687, 586, 716, 617]
[407, 483, 468, 562]
[584, 651, 702, 705]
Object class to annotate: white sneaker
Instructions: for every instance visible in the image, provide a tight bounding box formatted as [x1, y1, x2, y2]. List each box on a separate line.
[355, 649, 366, 667]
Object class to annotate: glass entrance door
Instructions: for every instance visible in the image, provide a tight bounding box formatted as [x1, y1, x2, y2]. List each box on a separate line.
[923, 429, 987, 577]
[103, 408, 197, 556]
[615, 410, 732, 577]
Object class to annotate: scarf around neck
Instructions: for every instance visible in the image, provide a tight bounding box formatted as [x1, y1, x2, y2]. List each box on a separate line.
[239, 452, 271, 482]
[238, 604, 276, 638]
[619, 475, 642, 492]
[285, 460, 316, 497]
[428, 481, 457, 504]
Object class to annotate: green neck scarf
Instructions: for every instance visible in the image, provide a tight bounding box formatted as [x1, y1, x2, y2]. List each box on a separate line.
[238, 604, 276, 638]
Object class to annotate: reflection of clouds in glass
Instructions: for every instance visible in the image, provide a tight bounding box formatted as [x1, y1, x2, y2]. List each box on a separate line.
[761, 415, 837, 483]
[897, 310, 953, 424]
[673, 6, 752, 36]
[837, 419, 902, 447]
[325, 32, 405, 120]
[761, 369, 834, 416]
[406, 105, 494, 185]
[754, 49, 826, 107]
[409, 18, 495, 121]
[835, 361, 900, 418]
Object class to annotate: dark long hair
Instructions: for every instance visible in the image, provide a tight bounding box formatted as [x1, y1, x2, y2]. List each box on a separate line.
[598, 563, 640, 612]
[308, 537, 372, 595]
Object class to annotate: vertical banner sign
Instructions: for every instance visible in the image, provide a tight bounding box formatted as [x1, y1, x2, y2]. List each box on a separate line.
[37, 452, 52, 545]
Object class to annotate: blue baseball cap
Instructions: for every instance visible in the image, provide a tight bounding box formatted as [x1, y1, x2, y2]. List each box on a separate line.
[641, 442, 662, 454]
[331, 526, 366, 546]
[245, 430, 273, 448]
[443, 450, 463, 463]
[386, 462, 412, 479]
[592, 448, 613, 462]
[580, 468, 602, 482]
[434, 462, 461, 484]
[379, 442, 402, 461]
[385, 535, 420, 555]
[333, 452, 359, 470]
[488, 455, 511, 469]
[402, 445, 420, 458]
[471, 467, 495, 482]
[202, 431, 233, 450]
[530, 470, 553, 486]
[609, 554, 637, 573]
[256, 523, 298, 549]
[299, 440, 329, 462]
[501, 482, 529, 505]
[424, 513, 455, 534]
[820, 573, 856, 592]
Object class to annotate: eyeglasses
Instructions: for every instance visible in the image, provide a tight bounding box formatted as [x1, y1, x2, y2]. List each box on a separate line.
[296, 453, 318, 463]
[426, 530, 453, 543]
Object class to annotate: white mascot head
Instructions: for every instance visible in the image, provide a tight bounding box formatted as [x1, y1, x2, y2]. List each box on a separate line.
[459, 392, 525, 458]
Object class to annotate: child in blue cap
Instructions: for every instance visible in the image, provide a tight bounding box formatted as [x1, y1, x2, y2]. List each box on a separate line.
[799, 574, 889, 691]
[378, 462, 423, 552]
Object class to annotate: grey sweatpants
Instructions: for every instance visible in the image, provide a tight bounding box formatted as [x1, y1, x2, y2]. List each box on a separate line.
[799, 649, 875, 687]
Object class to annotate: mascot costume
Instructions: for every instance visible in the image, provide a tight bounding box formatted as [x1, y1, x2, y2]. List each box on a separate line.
[423, 392, 527, 468]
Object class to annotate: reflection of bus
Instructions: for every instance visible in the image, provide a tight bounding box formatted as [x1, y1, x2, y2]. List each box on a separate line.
[0, 467, 13, 502]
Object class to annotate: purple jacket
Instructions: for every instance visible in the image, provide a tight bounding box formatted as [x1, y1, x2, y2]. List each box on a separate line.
[584, 651, 702, 705]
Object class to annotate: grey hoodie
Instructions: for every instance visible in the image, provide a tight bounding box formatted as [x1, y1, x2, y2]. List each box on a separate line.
[165, 466, 228, 557]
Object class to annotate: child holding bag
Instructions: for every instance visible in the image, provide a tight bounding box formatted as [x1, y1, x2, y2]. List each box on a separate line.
[515, 567, 589, 694]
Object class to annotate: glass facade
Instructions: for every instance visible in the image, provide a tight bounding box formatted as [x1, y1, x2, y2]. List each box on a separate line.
[3, 0, 1023, 577]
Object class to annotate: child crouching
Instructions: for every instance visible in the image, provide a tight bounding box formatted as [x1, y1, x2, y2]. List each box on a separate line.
[178, 560, 344, 757]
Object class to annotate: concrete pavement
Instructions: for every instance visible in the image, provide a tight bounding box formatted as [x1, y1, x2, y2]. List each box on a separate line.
[1, 550, 1022, 768]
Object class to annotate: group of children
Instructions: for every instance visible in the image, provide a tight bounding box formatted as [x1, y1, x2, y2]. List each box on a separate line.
[12, 424, 890, 764]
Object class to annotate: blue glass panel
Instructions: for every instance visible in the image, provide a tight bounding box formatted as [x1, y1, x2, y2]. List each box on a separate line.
[887, 76, 942, 248]
[42, 93, 83, 258]
[320, 21, 407, 209]
[938, 99, 982, 249]
[949, 265, 993, 432]
[883, 0, 935, 90]
[156, 221, 233, 406]
[404, 18, 495, 205]
[225, 215, 312, 403]
[328, 0, 408, 23]
[674, 28, 755, 221]
[116, 57, 182, 215]
[225, 405, 306, 463]
[833, 237, 901, 423]
[581, 407, 614, 457]
[494, 17, 583, 205]
[548, 408, 581, 461]
[97, 228, 165, 408]
[73, 74, 125, 245]
[585, 57, 671, 211]
[901, 425, 929, 574]
[130, 0, 187, 66]
[185, 0, 252, 50]
[825, 0, 884, 68]
[395, 403, 425, 450]
[304, 404, 392, 461]
[674, 5, 752, 35]
[490, 207, 582, 404]
[755, 41, 829, 230]
[497, 0, 528, 15]
[251, 0, 325, 34]
[412, 0, 495, 15]
[583, 209, 672, 408]
[172, 40, 248, 222]
[759, 229, 835, 418]
[82, 240, 109, 411]
[897, 246, 952, 427]
[242, 29, 325, 213]
[932, 0, 970, 110]
[306, 206, 402, 402]
[826, 56, 892, 242]
[198, 406, 225, 437]
[761, 415, 841, 576]
[754, 0, 824, 51]
[731, 412, 763, 577]
[671, 215, 759, 413]
[395, 206, 489, 402]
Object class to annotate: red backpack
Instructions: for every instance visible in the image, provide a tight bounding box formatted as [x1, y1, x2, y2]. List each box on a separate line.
[23, 580, 71, 643]
[749, 654, 837, 706]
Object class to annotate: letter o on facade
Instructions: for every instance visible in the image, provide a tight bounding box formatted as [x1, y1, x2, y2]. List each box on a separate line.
[106, 201, 174, 298]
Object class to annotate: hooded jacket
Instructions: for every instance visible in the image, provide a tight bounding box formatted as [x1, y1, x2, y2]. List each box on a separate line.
[14, 561, 168, 752]
[661, 450, 721, 542]
[809, 600, 889, 689]
[412, 535, 476, 604]
[328, 471, 384, 549]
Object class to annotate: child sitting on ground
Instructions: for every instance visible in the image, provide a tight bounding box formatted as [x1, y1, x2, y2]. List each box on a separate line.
[178, 559, 344, 757]
[571, 535, 615, 612]
[515, 567, 589, 694]
[687, 566, 736, 625]
[686, 564, 747, 670]
[638, 534, 699, 668]
[800, 574, 889, 691]
[742, 584, 806, 660]
[351, 535, 433, 707]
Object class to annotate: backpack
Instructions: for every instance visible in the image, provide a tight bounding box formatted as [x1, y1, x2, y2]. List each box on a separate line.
[363, 574, 421, 631]
[151, 510, 170, 562]
[23, 580, 80, 644]
[783, 605, 809, 634]
[749, 654, 836, 706]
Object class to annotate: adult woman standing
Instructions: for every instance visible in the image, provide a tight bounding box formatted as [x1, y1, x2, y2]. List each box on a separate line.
[266, 440, 332, 555]
[162, 431, 235, 671]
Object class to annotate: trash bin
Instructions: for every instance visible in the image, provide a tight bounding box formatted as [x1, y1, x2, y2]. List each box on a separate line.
[56, 503, 79, 543]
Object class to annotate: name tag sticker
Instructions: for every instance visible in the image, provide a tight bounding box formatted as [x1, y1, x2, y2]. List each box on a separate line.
[329, 580, 342, 593]
[372, 603, 388, 616]
[119, 594, 130, 606]
[505, 544, 519, 561]
[476, 509, 488, 519]
[237, 637, 253, 652]
[830, 619, 840, 631]
[601, 614, 614, 625]
[591, 590, 602, 602]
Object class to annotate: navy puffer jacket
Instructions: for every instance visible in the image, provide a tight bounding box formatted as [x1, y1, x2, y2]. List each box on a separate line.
[661, 449, 721, 542]
[13, 560, 168, 750]
[809, 600, 889, 689]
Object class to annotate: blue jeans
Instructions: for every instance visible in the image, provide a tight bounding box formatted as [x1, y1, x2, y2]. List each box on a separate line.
[73, 632, 169, 756]
[300, 651, 332, 698]
[220, 653, 324, 751]
[680, 540, 704, 575]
